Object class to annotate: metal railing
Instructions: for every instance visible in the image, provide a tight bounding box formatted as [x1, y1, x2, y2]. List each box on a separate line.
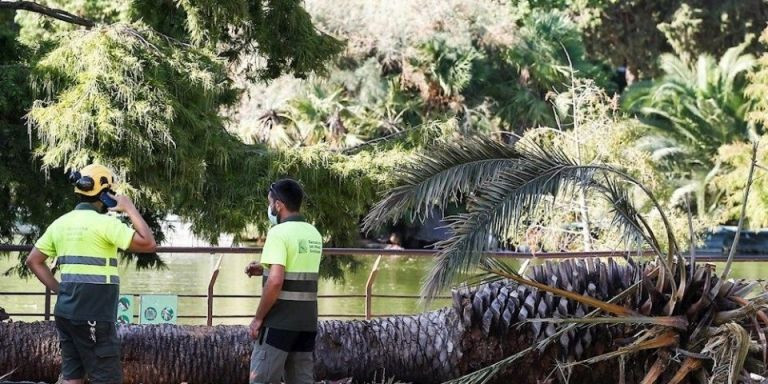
[1, 245, 763, 324]
[0, 244, 661, 257]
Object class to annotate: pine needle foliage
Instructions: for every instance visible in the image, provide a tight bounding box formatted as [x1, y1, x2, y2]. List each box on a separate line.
[0, 1, 355, 277]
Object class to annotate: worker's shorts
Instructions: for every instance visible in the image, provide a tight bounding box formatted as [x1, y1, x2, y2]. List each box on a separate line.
[249, 327, 316, 384]
[55, 317, 122, 384]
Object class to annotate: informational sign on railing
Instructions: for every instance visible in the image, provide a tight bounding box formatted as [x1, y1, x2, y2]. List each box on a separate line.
[140, 294, 178, 324]
[117, 295, 134, 324]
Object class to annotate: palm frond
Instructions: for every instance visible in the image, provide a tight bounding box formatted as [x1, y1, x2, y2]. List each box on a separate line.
[659, 53, 694, 83]
[448, 278, 645, 384]
[696, 54, 716, 92]
[667, 357, 703, 384]
[480, 266, 637, 317]
[702, 323, 751, 384]
[361, 135, 520, 232]
[526, 315, 688, 330]
[719, 39, 756, 91]
[420, 140, 598, 298]
[592, 176, 660, 258]
[563, 329, 679, 367]
[420, 138, 679, 298]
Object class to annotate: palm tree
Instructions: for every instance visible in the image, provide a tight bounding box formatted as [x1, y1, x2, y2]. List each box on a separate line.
[363, 131, 767, 383]
[622, 41, 756, 217]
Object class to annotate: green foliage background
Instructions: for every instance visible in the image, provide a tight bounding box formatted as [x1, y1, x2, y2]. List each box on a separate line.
[2, 0, 768, 277]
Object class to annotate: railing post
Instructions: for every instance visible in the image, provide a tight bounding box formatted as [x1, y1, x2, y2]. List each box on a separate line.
[365, 255, 382, 320]
[44, 265, 57, 320]
[44, 288, 51, 320]
[207, 255, 223, 326]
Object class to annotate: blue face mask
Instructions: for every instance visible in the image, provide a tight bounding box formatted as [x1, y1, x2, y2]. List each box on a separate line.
[268, 204, 278, 225]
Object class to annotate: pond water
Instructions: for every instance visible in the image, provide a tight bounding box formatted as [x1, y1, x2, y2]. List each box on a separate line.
[1, 253, 765, 325]
[0, 252, 453, 324]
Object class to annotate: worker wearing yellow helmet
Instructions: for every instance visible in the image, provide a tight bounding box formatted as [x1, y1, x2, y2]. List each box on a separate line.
[26, 164, 157, 384]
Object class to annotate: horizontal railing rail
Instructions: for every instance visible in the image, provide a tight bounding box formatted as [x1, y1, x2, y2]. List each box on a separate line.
[2, 244, 765, 324]
[0, 244, 661, 258]
[0, 291, 446, 320]
[2, 244, 764, 260]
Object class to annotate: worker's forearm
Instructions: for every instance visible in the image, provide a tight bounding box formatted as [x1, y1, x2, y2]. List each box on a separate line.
[125, 206, 155, 244]
[255, 281, 282, 320]
[29, 263, 59, 293]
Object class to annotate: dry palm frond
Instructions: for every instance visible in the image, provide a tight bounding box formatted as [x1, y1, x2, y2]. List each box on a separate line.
[562, 329, 679, 367]
[667, 357, 703, 384]
[482, 266, 636, 317]
[702, 323, 751, 384]
[526, 315, 687, 330]
[640, 354, 668, 384]
[0, 368, 16, 381]
[711, 141, 759, 299]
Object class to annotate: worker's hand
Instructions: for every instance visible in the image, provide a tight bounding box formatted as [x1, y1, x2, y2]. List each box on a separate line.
[249, 317, 263, 340]
[109, 194, 137, 214]
[245, 261, 264, 278]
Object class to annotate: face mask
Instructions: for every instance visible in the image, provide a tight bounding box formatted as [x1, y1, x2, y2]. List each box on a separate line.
[268, 204, 279, 225]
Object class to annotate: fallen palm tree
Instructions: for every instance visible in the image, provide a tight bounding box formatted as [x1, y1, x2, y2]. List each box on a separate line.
[2, 257, 766, 383]
[0, 258, 633, 383]
[360, 126, 768, 384]
[0, 262, 616, 383]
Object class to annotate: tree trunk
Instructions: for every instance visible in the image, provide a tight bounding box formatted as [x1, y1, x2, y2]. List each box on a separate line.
[1, 259, 646, 384]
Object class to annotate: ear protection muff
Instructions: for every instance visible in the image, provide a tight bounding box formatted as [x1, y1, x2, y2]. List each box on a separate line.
[69, 171, 95, 192]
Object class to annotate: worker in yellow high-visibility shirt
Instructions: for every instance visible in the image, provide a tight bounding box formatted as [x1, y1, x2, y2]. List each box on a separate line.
[26, 164, 157, 384]
[245, 179, 323, 384]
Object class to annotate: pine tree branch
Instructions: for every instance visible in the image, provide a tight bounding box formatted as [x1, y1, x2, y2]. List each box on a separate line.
[0, 0, 95, 28]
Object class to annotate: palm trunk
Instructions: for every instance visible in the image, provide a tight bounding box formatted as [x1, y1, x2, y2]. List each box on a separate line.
[1, 259, 648, 384]
[316, 309, 463, 382]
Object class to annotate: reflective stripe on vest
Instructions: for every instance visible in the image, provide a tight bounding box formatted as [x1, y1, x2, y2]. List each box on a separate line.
[57, 255, 120, 285]
[58, 256, 118, 267]
[61, 274, 120, 284]
[263, 270, 319, 281]
[278, 291, 317, 301]
[262, 269, 318, 302]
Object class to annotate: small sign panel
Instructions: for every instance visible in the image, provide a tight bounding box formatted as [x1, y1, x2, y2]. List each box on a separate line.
[140, 294, 178, 324]
[116, 295, 134, 325]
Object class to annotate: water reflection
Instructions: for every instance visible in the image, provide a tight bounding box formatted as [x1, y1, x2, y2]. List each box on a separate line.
[0, 253, 451, 324]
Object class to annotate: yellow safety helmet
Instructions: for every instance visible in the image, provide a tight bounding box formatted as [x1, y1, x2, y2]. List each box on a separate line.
[70, 164, 115, 196]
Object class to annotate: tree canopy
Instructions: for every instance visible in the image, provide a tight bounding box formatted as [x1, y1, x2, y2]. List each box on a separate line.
[3, 0, 768, 278]
[0, 0, 365, 277]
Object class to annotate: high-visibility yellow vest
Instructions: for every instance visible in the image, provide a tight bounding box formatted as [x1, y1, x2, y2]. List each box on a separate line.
[259, 215, 323, 332]
[35, 203, 135, 285]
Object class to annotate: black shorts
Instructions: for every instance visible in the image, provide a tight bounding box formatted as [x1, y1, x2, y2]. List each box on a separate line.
[260, 327, 316, 352]
[55, 317, 122, 384]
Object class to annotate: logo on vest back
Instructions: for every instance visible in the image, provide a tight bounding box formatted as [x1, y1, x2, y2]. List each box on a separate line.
[298, 239, 308, 254]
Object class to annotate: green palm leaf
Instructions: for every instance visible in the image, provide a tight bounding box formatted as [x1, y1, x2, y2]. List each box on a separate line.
[623, 41, 755, 222]
[421, 141, 592, 298]
[362, 135, 521, 232]
[593, 176, 660, 257]
[420, 138, 671, 298]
